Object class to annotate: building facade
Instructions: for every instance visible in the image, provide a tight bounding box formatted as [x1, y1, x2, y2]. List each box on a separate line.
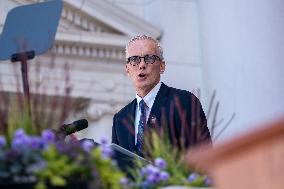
[1, 0, 284, 143]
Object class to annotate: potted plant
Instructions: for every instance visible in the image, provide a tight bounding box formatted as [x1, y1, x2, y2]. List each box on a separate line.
[120, 130, 213, 189]
[0, 127, 124, 189]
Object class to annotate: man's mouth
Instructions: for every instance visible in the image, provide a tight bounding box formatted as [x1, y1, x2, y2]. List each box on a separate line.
[138, 73, 146, 78]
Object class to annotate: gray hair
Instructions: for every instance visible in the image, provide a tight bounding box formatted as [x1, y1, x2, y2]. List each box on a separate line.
[125, 34, 164, 61]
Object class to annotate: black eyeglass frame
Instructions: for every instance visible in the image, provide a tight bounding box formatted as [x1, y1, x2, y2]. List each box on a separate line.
[126, 54, 161, 66]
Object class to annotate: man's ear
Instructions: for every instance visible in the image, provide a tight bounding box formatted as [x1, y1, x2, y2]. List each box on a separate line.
[160, 61, 166, 74]
[125, 64, 130, 76]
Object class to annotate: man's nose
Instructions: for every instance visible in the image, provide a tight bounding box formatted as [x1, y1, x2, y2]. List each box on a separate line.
[139, 58, 146, 69]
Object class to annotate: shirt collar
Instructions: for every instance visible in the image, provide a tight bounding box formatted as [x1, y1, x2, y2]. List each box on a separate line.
[136, 81, 162, 110]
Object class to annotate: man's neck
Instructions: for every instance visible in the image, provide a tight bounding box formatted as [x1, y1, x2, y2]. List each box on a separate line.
[136, 81, 160, 98]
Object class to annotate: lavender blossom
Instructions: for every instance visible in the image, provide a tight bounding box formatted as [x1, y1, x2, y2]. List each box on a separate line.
[11, 138, 21, 149]
[154, 157, 167, 169]
[160, 171, 169, 181]
[100, 137, 108, 146]
[205, 176, 213, 186]
[0, 136, 6, 148]
[29, 136, 44, 150]
[187, 172, 199, 183]
[146, 173, 157, 183]
[12, 137, 29, 149]
[120, 177, 128, 185]
[14, 128, 26, 138]
[101, 146, 113, 158]
[141, 180, 151, 189]
[143, 164, 162, 184]
[140, 167, 147, 177]
[12, 129, 31, 149]
[41, 130, 55, 143]
[145, 164, 159, 175]
[82, 140, 94, 152]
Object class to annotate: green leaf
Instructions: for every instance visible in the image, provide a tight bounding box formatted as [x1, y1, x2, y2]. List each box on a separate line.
[35, 181, 46, 189]
[50, 175, 66, 186]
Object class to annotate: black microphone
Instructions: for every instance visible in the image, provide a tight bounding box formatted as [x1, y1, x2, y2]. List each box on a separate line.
[59, 119, 88, 136]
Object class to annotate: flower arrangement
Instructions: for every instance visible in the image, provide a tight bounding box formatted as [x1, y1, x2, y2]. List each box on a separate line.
[0, 128, 124, 189]
[121, 131, 213, 189]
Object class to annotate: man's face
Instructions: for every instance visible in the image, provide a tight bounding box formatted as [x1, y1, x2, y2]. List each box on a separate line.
[126, 39, 165, 96]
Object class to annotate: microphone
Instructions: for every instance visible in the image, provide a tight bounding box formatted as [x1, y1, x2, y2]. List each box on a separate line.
[59, 119, 88, 136]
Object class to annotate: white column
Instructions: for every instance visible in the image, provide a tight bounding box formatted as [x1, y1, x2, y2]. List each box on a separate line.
[198, 0, 284, 141]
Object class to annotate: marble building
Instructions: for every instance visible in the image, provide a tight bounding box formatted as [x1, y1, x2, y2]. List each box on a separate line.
[1, 0, 284, 143]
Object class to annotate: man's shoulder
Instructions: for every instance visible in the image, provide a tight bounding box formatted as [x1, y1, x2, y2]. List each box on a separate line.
[163, 83, 194, 98]
[162, 83, 202, 105]
[114, 99, 136, 117]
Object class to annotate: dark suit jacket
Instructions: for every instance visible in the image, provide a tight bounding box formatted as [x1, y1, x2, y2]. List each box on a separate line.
[112, 83, 211, 153]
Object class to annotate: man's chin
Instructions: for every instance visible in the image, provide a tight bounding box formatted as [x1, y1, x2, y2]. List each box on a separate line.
[135, 83, 157, 93]
[134, 82, 147, 89]
[135, 84, 148, 91]
[135, 80, 148, 87]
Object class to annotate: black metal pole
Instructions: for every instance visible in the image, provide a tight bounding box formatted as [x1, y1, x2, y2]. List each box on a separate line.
[11, 51, 35, 118]
[20, 58, 32, 117]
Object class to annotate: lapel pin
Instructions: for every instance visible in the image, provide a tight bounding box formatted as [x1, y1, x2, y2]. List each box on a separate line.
[150, 116, 157, 125]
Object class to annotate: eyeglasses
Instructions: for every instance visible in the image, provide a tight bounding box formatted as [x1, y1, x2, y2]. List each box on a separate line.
[126, 54, 161, 66]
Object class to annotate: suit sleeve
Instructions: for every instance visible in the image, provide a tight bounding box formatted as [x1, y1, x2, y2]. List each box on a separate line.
[112, 114, 118, 144]
[191, 94, 212, 145]
[174, 91, 212, 147]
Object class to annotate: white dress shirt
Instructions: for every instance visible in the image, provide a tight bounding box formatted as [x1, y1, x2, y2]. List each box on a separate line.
[135, 81, 162, 144]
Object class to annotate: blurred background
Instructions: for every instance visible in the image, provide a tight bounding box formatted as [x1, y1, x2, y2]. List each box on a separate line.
[0, 0, 283, 144]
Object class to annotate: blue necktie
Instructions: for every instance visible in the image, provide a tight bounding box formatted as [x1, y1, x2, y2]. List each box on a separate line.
[136, 100, 147, 155]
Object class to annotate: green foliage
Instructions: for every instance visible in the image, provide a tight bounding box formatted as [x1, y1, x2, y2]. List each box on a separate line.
[128, 129, 211, 188]
[36, 145, 69, 189]
[6, 99, 33, 145]
[145, 131, 188, 185]
[91, 148, 124, 189]
[33, 143, 125, 189]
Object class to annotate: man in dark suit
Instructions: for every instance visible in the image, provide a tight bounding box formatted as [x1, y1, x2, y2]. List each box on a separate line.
[112, 35, 211, 155]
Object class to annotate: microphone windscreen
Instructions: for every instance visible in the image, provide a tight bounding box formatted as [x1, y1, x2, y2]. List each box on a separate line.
[74, 119, 88, 131]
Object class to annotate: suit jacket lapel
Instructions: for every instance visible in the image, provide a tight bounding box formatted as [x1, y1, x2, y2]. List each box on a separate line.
[147, 82, 169, 127]
[127, 99, 137, 151]
[126, 83, 169, 151]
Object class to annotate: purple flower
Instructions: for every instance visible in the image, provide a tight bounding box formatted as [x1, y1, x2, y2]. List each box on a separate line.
[42, 130, 55, 143]
[120, 177, 128, 185]
[82, 140, 94, 152]
[146, 173, 157, 183]
[0, 136, 6, 148]
[12, 129, 31, 148]
[101, 146, 113, 158]
[154, 157, 167, 169]
[188, 172, 199, 183]
[205, 176, 213, 186]
[160, 171, 169, 181]
[14, 128, 26, 138]
[12, 138, 24, 149]
[100, 137, 108, 146]
[145, 164, 159, 175]
[29, 136, 44, 150]
[12, 132, 31, 150]
[141, 180, 151, 188]
[144, 164, 162, 184]
[140, 167, 147, 177]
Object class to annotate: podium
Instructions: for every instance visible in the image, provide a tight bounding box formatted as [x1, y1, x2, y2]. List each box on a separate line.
[186, 118, 284, 189]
